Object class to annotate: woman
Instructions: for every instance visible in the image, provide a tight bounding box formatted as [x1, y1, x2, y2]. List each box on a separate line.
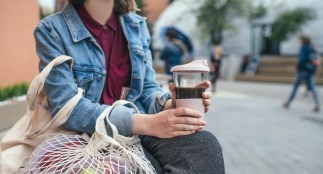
[209, 45, 223, 93]
[160, 28, 186, 76]
[34, 0, 225, 173]
[284, 36, 320, 112]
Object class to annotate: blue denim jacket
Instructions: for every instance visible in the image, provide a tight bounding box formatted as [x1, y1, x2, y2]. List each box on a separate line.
[34, 4, 171, 136]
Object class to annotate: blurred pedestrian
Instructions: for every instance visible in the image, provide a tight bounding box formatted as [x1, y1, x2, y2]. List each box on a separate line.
[284, 36, 320, 112]
[210, 45, 223, 93]
[240, 53, 251, 73]
[245, 53, 259, 76]
[160, 29, 187, 76]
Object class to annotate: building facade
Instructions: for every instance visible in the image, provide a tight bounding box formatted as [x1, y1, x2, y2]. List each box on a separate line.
[0, 1, 39, 87]
[153, 0, 323, 57]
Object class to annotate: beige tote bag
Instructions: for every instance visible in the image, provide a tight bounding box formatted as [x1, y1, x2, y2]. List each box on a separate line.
[0, 55, 84, 173]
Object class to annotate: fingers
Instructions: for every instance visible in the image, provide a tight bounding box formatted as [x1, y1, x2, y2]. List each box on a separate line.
[168, 82, 176, 108]
[173, 116, 206, 126]
[202, 92, 212, 99]
[194, 81, 212, 89]
[204, 81, 211, 88]
[202, 91, 212, 113]
[173, 107, 202, 118]
[168, 82, 176, 93]
[172, 124, 204, 131]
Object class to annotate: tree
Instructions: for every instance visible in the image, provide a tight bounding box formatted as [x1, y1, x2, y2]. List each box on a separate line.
[271, 7, 316, 43]
[135, 0, 144, 16]
[196, 0, 252, 45]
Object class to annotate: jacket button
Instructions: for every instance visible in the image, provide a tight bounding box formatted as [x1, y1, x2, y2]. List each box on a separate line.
[98, 75, 103, 81]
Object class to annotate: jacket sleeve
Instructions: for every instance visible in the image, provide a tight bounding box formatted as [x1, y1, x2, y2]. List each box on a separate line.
[34, 25, 134, 136]
[138, 22, 172, 114]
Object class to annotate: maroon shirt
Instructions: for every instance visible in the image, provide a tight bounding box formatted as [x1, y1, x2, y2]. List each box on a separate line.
[77, 6, 131, 105]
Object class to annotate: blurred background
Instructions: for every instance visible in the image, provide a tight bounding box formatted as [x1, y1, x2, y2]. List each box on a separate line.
[0, 0, 322, 173]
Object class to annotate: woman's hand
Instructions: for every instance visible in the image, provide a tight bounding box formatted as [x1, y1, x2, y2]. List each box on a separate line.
[132, 108, 206, 138]
[164, 81, 213, 113]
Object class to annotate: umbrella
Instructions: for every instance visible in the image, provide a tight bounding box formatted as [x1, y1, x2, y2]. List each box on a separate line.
[160, 26, 194, 59]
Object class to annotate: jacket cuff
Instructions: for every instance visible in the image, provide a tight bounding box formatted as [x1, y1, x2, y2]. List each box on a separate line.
[108, 105, 134, 137]
[148, 91, 172, 114]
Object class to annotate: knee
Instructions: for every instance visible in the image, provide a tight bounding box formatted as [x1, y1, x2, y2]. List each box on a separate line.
[175, 131, 225, 173]
[189, 131, 223, 154]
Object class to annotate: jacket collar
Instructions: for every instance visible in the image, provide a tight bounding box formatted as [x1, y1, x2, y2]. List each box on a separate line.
[62, 4, 145, 43]
[63, 4, 92, 43]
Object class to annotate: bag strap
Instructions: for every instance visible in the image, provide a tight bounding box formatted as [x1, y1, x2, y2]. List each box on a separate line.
[0, 88, 83, 151]
[27, 55, 73, 111]
[24, 55, 79, 138]
[24, 88, 84, 139]
[95, 100, 140, 146]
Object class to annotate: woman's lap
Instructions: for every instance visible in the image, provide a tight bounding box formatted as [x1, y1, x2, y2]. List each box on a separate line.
[140, 131, 225, 174]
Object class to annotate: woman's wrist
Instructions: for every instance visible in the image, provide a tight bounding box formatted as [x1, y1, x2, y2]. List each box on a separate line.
[163, 99, 174, 111]
[132, 114, 155, 136]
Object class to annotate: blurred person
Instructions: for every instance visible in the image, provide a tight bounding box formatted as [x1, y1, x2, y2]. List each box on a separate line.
[284, 36, 320, 112]
[210, 45, 223, 93]
[245, 53, 260, 76]
[160, 29, 187, 77]
[33, 0, 225, 173]
[240, 53, 251, 73]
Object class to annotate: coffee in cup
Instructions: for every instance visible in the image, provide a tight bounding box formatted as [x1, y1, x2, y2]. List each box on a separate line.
[171, 59, 210, 118]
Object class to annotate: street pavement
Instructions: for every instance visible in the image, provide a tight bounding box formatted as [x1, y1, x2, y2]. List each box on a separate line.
[204, 81, 323, 174]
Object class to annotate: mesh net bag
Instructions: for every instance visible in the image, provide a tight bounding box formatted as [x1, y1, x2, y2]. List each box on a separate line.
[19, 101, 156, 174]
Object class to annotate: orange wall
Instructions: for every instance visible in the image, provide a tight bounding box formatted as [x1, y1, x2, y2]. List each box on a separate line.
[143, 0, 168, 23]
[0, 1, 39, 87]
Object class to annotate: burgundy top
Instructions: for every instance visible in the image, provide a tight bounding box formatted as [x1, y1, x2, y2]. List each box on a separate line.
[77, 5, 131, 105]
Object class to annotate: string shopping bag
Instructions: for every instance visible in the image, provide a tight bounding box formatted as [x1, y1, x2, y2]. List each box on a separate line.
[19, 100, 156, 174]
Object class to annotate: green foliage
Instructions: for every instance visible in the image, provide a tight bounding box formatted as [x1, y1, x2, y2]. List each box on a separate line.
[40, 7, 47, 19]
[271, 8, 316, 42]
[135, 0, 144, 16]
[196, 0, 252, 45]
[250, 3, 266, 19]
[0, 82, 29, 102]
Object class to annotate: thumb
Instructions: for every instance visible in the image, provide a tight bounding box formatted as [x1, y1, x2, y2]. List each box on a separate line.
[169, 82, 176, 107]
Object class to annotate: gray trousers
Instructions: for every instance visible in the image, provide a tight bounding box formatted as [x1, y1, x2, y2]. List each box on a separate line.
[141, 131, 225, 174]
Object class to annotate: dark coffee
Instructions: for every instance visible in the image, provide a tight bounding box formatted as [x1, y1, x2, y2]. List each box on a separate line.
[175, 87, 205, 99]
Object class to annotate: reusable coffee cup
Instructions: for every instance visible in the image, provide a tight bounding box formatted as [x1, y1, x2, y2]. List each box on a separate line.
[170, 59, 210, 118]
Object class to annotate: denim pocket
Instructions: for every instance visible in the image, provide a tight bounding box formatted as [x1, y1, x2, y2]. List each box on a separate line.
[73, 70, 94, 92]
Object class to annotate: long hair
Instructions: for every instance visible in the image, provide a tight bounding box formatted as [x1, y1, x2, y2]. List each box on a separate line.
[67, 0, 139, 14]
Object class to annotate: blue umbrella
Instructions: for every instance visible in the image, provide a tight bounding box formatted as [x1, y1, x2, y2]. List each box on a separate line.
[160, 26, 194, 59]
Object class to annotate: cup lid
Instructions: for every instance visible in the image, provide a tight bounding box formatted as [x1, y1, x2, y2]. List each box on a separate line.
[170, 59, 210, 72]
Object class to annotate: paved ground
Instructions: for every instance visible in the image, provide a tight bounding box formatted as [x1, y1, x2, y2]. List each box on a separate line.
[204, 81, 323, 174]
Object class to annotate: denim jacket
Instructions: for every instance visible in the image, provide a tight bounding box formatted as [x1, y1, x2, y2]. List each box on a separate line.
[34, 4, 171, 136]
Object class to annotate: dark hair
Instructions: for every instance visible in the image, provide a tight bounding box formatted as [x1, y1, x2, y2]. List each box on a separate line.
[300, 36, 311, 45]
[67, 0, 138, 14]
[166, 29, 178, 40]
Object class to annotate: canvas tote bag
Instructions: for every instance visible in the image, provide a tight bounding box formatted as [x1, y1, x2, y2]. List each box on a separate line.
[0, 55, 84, 173]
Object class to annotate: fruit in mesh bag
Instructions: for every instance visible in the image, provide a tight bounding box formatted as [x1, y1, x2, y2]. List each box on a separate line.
[68, 155, 102, 174]
[40, 151, 63, 169]
[79, 167, 98, 174]
[102, 156, 132, 174]
[38, 136, 84, 172]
